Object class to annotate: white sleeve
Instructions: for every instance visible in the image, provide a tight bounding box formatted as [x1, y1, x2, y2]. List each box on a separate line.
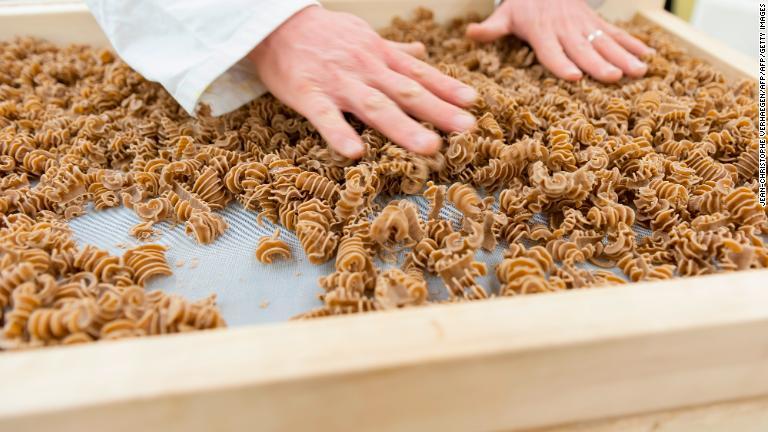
[494, 0, 605, 8]
[84, 0, 319, 116]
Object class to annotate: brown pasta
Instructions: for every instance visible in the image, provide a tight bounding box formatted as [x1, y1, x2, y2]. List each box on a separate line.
[374, 268, 428, 309]
[185, 210, 228, 244]
[446, 182, 483, 220]
[0, 216, 224, 349]
[0, 8, 764, 336]
[130, 221, 157, 241]
[122, 244, 173, 286]
[295, 198, 339, 264]
[255, 229, 292, 264]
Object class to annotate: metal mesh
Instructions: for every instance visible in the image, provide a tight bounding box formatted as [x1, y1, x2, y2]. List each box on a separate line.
[69, 197, 652, 326]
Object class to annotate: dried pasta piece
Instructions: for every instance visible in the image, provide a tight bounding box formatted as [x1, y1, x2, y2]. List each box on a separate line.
[296, 198, 339, 264]
[255, 229, 292, 264]
[185, 210, 228, 244]
[3, 282, 40, 338]
[134, 197, 173, 222]
[130, 221, 157, 241]
[191, 167, 230, 210]
[724, 186, 766, 226]
[335, 169, 368, 221]
[122, 244, 173, 286]
[496, 257, 550, 296]
[447, 183, 482, 220]
[89, 182, 120, 210]
[429, 232, 488, 299]
[370, 201, 412, 248]
[374, 268, 428, 309]
[618, 254, 676, 282]
[295, 171, 340, 203]
[27, 300, 97, 342]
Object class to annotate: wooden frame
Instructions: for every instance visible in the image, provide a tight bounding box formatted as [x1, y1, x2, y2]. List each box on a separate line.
[0, 1, 763, 431]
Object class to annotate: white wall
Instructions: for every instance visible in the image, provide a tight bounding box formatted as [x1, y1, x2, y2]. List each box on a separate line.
[691, 0, 759, 60]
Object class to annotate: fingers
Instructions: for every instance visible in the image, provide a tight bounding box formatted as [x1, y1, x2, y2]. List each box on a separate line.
[386, 40, 427, 60]
[371, 68, 475, 133]
[602, 22, 655, 58]
[590, 32, 647, 78]
[561, 31, 622, 83]
[293, 91, 364, 159]
[386, 48, 478, 107]
[337, 79, 442, 155]
[527, 32, 583, 81]
[465, 7, 511, 43]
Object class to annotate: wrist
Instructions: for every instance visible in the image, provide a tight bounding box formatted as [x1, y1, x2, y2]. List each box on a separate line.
[250, 4, 321, 58]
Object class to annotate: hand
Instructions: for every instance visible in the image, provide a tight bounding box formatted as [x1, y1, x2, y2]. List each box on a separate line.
[249, 6, 479, 159]
[466, 0, 654, 83]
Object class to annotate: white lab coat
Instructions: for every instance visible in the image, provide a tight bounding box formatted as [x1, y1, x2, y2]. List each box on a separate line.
[85, 0, 318, 116]
[85, 0, 605, 117]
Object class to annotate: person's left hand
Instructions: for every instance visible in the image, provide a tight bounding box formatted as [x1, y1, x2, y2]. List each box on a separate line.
[466, 0, 654, 83]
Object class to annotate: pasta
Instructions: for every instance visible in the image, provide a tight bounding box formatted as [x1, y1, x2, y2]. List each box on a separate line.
[0, 8, 764, 338]
[255, 229, 292, 264]
[122, 244, 173, 286]
[0, 216, 224, 349]
[185, 210, 228, 244]
[374, 268, 428, 309]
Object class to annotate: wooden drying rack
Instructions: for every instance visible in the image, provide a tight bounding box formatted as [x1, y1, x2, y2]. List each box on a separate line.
[0, 1, 764, 431]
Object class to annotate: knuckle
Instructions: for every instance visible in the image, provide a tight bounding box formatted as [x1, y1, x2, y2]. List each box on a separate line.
[368, 35, 388, 52]
[409, 59, 429, 79]
[310, 101, 337, 124]
[573, 39, 592, 53]
[293, 77, 321, 95]
[362, 89, 393, 111]
[348, 48, 376, 72]
[396, 79, 424, 100]
[605, 28, 623, 40]
[321, 69, 349, 95]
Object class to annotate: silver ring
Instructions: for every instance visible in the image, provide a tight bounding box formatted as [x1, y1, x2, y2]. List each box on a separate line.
[586, 29, 604, 44]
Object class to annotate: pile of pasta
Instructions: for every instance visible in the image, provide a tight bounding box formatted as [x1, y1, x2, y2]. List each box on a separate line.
[1, 9, 766, 347]
[0, 213, 224, 349]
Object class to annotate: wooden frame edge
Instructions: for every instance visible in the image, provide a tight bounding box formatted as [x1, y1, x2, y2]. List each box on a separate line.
[637, 8, 757, 81]
[0, 2, 765, 431]
[526, 394, 768, 432]
[1, 270, 767, 431]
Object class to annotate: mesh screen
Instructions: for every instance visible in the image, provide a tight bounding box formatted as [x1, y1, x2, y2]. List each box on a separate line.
[69, 197, 653, 326]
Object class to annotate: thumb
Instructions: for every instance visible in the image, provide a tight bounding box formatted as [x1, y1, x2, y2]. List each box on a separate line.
[466, 9, 511, 43]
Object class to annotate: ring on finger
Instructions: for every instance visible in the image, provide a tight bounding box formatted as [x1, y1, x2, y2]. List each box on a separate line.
[586, 29, 604, 44]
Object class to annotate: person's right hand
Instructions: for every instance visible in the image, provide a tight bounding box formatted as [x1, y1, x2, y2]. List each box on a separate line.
[248, 5, 479, 159]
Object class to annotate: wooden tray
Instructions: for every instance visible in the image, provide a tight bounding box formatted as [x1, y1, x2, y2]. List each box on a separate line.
[0, 1, 764, 431]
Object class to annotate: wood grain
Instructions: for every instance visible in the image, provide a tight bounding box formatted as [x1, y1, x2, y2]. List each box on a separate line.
[527, 395, 768, 432]
[637, 8, 756, 81]
[1, 270, 767, 431]
[0, 1, 765, 431]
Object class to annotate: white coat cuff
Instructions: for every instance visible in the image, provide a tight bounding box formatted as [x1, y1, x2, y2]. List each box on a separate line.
[495, 0, 605, 8]
[176, 0, 318, 116]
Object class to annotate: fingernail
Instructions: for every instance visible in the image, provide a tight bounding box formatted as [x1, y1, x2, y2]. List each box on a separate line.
[415, 133, 440, 152]
[341, 139, 362, 157]
[456, 87, 478, 105]
[453, 113, 476, 131]
[606, 66, 622, 77]
[630, 58, 647, 73]
[410, 42, 426, 57]
[567, 66, 583, 80]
